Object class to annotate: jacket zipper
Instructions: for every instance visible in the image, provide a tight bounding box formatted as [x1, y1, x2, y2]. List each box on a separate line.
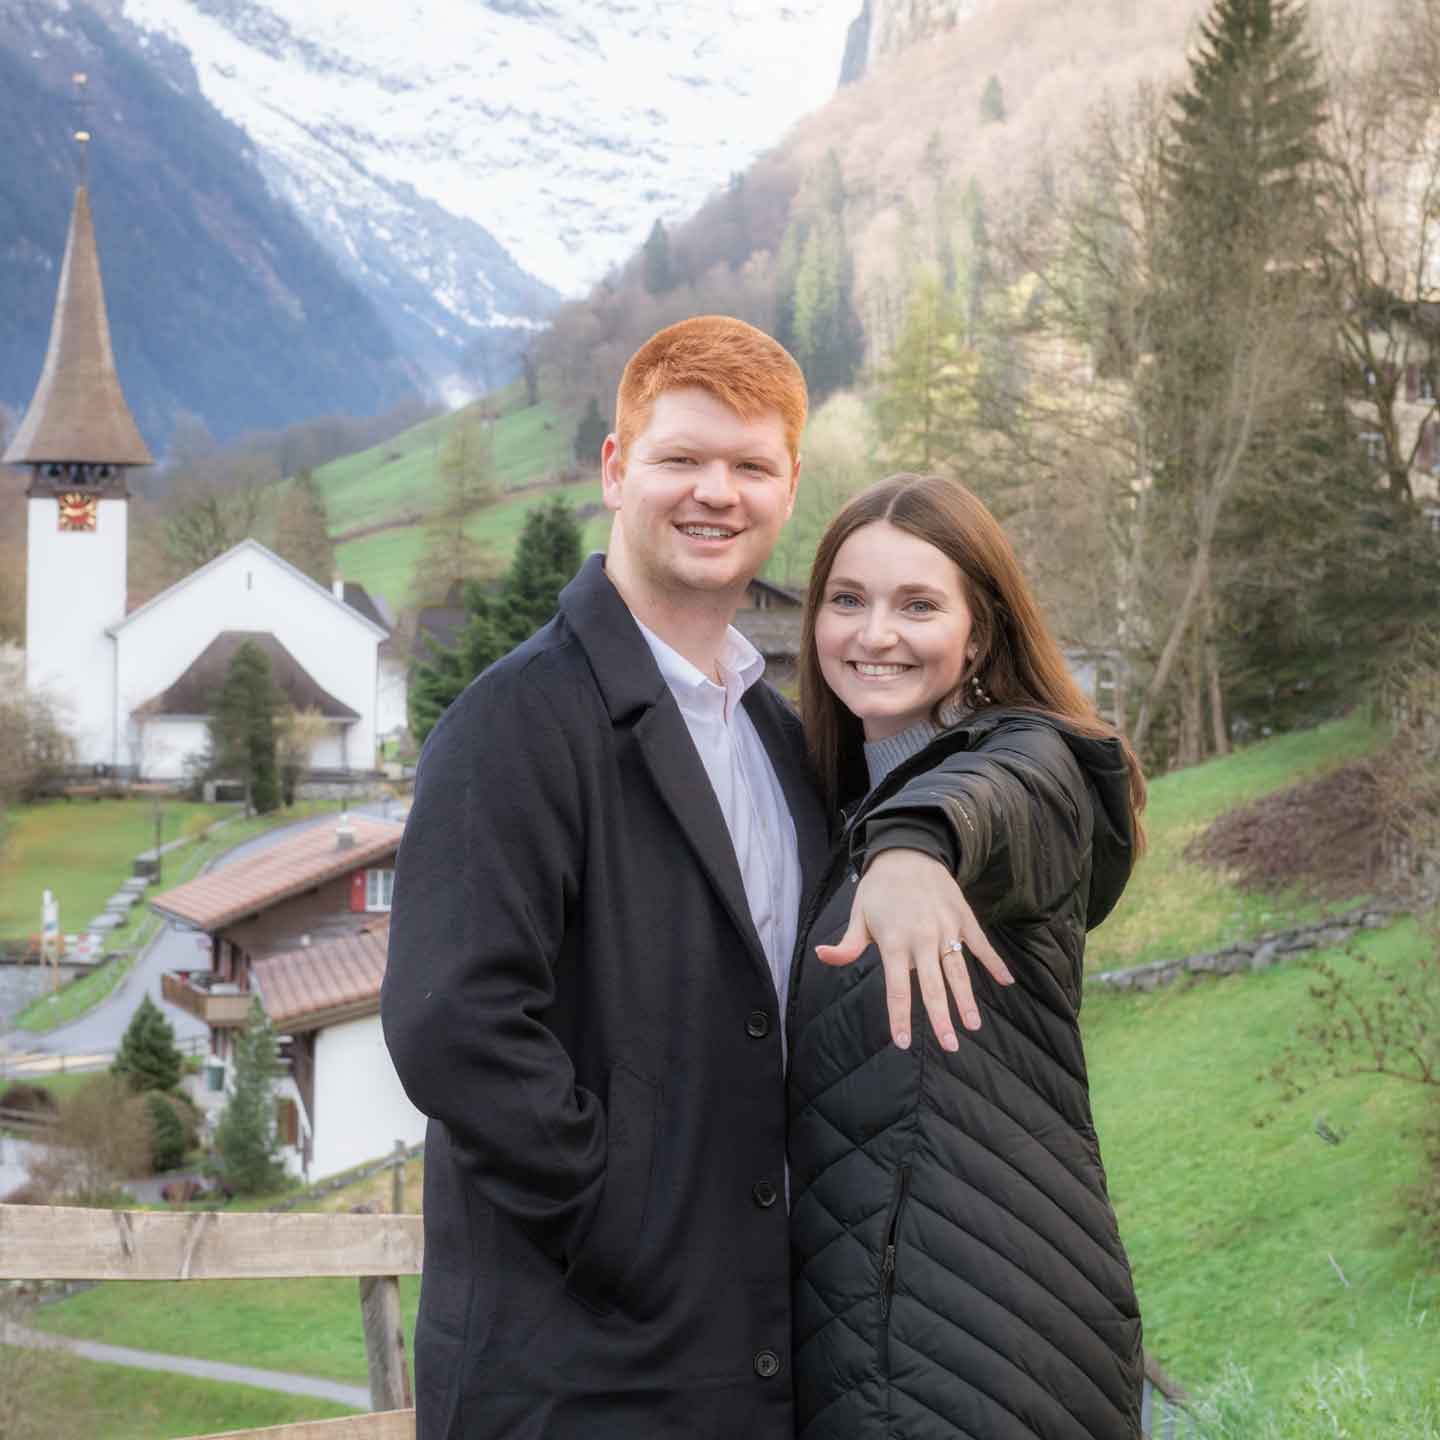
[878, 1163, 912, 1331]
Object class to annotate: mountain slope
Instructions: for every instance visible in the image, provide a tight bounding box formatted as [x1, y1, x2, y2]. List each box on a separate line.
[0, 1, 418, 448]
[120, 0, 859, 300]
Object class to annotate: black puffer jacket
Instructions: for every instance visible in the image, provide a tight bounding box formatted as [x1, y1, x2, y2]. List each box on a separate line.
[787, 710, 1143, 1440]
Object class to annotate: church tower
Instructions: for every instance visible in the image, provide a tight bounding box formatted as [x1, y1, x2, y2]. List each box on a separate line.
[3, 181, 154, 769]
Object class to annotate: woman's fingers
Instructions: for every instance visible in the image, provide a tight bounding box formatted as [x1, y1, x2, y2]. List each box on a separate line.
[915, 950, 961, 1050]
[962, 914, 1014, 987]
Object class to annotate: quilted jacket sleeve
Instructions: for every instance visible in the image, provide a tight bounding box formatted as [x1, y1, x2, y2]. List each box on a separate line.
[854, 717, 1090, 923]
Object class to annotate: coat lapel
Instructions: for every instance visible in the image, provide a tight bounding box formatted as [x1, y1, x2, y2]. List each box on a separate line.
[632, 699, 771, 980]
[559, 555, 773, 983]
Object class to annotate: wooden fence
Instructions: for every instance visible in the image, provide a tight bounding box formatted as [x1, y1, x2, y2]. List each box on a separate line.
[0, 1203, 421, 1439]
[1, 1200, 1193, 1439]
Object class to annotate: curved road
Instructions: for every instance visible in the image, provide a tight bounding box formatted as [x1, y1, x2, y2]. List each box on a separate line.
[2, 801, 403, 1060]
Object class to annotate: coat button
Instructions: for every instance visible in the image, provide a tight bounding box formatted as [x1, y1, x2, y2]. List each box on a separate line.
[754, 1349, 780, 1378]
[746, 1009, 771, 1038]
[752, 1180, 778, 1209]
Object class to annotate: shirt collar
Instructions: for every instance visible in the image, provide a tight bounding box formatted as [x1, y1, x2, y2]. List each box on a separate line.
[635, 618, 766, 724]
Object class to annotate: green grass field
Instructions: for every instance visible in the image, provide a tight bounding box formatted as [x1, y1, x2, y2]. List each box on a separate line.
[2, 1345, 355, 1439]
[32, 1275, 421, 1387]
[1085, 708, 1387, 972]
[333, 475, 610, 604]
[316, 400, 577, 538]
[1086, 921, 1438, 1408]
[8, 800, 352, 1033]
[0, 800, 235, 942]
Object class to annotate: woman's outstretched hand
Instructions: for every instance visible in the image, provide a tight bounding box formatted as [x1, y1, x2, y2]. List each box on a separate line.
[817, 849, 1014, 1051]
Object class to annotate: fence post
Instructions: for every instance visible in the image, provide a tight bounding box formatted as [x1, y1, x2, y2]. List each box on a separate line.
[391, 1140, 405, 1215]
[358, 1273, 412, 1413]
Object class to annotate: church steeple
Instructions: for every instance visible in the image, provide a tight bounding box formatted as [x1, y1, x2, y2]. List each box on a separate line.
[3, 183, 153, 489]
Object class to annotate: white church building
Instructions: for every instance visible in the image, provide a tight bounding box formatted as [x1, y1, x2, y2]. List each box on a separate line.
[5, 185, 399, 780]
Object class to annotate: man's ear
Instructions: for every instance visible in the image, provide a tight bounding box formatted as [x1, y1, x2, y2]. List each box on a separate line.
[600, 434, 624, 514]
[784, 454, 801, 519]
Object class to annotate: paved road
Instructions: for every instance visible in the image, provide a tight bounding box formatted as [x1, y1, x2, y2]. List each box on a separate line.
[0, 1320, 371, 1409]
[1, 802, 403, 1060]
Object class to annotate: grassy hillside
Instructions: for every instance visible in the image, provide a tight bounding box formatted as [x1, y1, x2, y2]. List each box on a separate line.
[1086, 709, 1388, 972]
[313, 392, 598, 605]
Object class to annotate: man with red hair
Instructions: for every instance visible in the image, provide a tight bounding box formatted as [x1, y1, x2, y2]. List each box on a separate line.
[384, 317, 990, 1438]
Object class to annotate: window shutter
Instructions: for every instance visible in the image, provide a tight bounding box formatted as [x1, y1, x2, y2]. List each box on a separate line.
[276, 1098, 299, 1148]
[1420, 421, 1434, 473]
[350, 871, 367, 912]
[1407, 364, 1421, 401]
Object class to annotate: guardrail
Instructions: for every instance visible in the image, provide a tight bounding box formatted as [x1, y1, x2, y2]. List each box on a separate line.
[0, 1203, 420, 1439]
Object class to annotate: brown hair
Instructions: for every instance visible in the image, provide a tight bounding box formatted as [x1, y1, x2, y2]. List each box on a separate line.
[800, 473, 1146, 844]
[615, 316, 808, 464]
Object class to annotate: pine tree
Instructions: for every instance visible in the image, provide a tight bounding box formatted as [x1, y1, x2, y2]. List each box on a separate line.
[573, 397, 610, 465]
[979, 75, 1007, 125]
[214, 1000, 286, 1195]
[417, 411, 500, 601]
[642, 218, 675, 296]
[210, 641, 280, 814]
[111, 994, 183, 1093]
[272, 468, 334, 584]
[145, 1091, 187, 1172]
[410, 498, 584, 743]
[873, 269, 979, 473]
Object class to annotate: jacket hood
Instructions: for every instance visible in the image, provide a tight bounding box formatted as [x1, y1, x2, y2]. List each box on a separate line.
[942, 708, 1137, 930]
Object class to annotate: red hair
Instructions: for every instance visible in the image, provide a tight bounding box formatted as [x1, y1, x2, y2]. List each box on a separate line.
[615, 316, 808, 463]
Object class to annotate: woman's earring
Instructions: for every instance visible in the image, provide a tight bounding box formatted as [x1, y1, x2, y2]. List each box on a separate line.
[965, 671, 992, 708]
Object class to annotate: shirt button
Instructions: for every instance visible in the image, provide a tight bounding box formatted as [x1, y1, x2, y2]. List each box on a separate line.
[752, 1180, 778, 1209]
[754, 1349, 780, 1378]
[745, 1009, 771, 1039]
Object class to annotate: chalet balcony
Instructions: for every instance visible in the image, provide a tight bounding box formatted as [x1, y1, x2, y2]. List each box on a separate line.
[162, 970, 253, 1027]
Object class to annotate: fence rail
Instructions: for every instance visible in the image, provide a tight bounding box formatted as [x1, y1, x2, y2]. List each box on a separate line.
[0, 1203, 420, 1439]
[1, 1199, 1190, 1439]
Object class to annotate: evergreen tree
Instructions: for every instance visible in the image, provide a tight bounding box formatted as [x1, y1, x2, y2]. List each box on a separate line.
[980, 74, 1007, 125]
[214, 1000, 286, 1195]
[145, 1091, 187, 1172]
[272, 468, 333, 584]
[642, 218, 675, 296]
[417, 410, 500, 601]
[111, 994, 183, 1093]
[410, 498, 584, 743]
[873, 269, 979, 473]
[572, 396, 610, 465]
[210, 641, 280, 814]
[776, 153, 865, 401]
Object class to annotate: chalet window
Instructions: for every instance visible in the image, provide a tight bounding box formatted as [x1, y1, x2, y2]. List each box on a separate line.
[1360, 430, 1385, 465]
[365, 868, 394, 912]
[1422, 370, 1437, 402]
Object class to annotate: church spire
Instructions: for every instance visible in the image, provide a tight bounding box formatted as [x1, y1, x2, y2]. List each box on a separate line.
[3, 183, 153, 472]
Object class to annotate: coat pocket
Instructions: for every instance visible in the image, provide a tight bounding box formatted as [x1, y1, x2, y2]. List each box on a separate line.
[564, 1062, 658, 1316]
[877, 1162, 912, 1370]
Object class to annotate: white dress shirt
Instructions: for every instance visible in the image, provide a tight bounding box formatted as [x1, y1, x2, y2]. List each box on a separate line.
[636, 619, 802, 1014]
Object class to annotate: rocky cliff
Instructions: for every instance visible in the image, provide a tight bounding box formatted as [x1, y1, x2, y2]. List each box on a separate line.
[840, 0, 987, 83]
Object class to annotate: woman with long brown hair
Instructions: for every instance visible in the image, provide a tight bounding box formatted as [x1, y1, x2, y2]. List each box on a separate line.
[786, 473, 1146, 1440]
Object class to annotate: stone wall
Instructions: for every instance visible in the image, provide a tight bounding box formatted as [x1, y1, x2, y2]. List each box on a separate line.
[1090, 905, 1403, 994]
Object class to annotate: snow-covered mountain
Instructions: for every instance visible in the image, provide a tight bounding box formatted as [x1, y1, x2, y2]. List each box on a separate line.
[120, 0, 859, 322]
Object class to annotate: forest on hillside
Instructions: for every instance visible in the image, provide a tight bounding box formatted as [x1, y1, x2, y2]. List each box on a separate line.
[531, 0, 1440, 771]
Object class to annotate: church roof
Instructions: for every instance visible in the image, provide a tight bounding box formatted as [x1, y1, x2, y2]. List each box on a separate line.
[134, 631, 361, 721]
[3, 187, 153, 468]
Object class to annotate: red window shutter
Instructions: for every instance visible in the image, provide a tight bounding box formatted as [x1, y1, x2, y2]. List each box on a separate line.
[350, 871, 367, 912]
[1407, 364, 1421, 401]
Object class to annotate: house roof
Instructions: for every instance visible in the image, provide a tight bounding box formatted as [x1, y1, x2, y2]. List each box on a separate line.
[3, 187, 153, 468]
[415, 604, 466, 657]
[733, 608, 803, 661]
[133, 631, 361, 720]
[253, 921, 390, 1032]
[150, 815, 404, 932]
[341, 582, 392, 634]
[110, 539, 389, 638]
[745, 576, 802, 608]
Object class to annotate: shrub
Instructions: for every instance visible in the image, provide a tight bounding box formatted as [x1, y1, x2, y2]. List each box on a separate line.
[24, 1074, 150, 1202]
[144, 1091, 186, 1172]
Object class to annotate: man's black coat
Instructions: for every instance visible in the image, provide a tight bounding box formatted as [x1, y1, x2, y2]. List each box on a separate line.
[381, 555, 829, 1439]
